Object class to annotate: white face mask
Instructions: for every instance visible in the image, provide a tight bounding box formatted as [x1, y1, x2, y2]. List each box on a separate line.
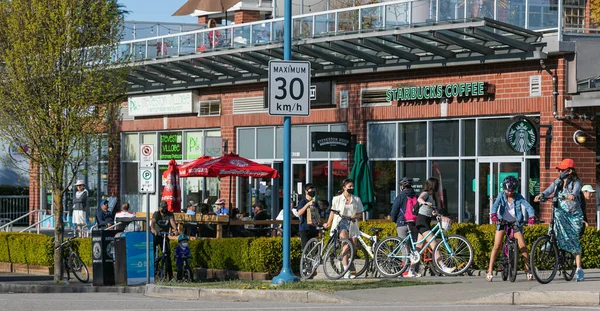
[181, 242, 188, 248]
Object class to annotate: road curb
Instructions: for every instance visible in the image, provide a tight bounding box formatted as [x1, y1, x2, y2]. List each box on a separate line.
[145, 284, 350, 304]
[0, 282, 145, 294]
[459, 291, 600, 306]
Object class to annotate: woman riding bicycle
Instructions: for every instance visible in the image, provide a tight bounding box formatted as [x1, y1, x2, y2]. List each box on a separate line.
[486, 175, 536, 282]
[324, 178, 363, 279]
[534, 158, 585, 282]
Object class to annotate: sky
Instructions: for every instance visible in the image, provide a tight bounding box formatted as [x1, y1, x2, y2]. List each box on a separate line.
[119, 0, 198, 24]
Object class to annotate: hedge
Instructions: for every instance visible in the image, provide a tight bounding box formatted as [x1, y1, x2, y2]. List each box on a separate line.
[1, 222, 599, 273]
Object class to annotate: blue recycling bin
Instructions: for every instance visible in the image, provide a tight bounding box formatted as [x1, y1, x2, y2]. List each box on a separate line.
[114, 231, 153, 285]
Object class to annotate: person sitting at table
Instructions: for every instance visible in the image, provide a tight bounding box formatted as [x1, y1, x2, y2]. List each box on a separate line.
[198, 203, 216, 238]
[215, 199, 228, 216]
[185, 201, 198, 237]
[96, 200, 115, 229]
[115, 202, 138, 231]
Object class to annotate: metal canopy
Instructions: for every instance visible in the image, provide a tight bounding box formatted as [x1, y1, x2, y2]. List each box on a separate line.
[126, 18, 546, 94]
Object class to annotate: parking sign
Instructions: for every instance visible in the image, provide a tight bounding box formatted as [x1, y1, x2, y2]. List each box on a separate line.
[139, 167, 155, 193]
[268, 60, 311, 116]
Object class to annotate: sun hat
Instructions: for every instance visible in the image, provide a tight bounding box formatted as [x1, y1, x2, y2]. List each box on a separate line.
[582, 185, 596, 193]
[75, 179, 85, 186]
[555, 158, 575, 170]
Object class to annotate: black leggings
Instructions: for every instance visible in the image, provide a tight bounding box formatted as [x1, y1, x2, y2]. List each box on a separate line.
[416, 214, 433, 234]
[300, 230, 318, 250]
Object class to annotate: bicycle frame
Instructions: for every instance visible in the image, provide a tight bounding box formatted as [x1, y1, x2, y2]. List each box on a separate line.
[356, 230, 377, 259]
[388, 218, 455, 261]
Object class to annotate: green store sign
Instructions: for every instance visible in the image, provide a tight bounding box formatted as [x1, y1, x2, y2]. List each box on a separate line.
[386, 82, 492, 101]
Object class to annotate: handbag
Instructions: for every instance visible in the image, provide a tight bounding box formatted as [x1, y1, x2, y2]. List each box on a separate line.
[307, 206, 321, 226]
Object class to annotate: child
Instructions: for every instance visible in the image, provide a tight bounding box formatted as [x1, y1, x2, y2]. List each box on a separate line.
[487, 175, 536, 282]
[174, 234, 193, 281]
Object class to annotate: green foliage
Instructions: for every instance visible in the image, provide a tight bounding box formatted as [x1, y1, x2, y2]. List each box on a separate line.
[73, 238, 93, 267]
[0, 233, 53, 266]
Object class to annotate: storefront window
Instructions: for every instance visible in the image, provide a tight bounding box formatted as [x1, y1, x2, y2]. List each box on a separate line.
[186, 132, 203, 160]
[462, 119, 476, 156]
[462, 160, 476, 223]
[332, 160, 349, 199]
[478, 118, 521, 156]
[122, 163, 139, 211]
[310, 161, 328, 201]
[369, 123, 395, 159]
[432, 121, 459, 157]
[399, 161, 427, 194]
[400, 122, 427, 158]
[123, 133, 139, 161]
[159, 132, 183, 160]
[431, 161, 459, 217]
[238, 128, 255, 158]
[257, 128, 274, 159]
[372, 161, 395, 219]
[528, 159, 541, 217]
[291, 126, 308, 159]
[330, 124, 349, 159]
[293, 163, 306, 206]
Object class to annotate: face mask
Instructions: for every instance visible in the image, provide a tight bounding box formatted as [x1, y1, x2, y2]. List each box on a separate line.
[160, 208, 167, 213]
[560, 170, 571, 180]
[181, 242, 188, 248]
[307, 191, 316, 197]
[346, 188, 354, 195]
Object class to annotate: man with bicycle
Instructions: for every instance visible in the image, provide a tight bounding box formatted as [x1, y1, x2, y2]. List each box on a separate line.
[151, 201, 179, 281]
[486, 175, 536, 282]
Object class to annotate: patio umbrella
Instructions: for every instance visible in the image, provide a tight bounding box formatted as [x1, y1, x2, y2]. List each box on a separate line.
[173, 0, 239, 20]
[349, 144, 375, 212]
[162, 159, 182, 213]
[179, 155, 213, 177]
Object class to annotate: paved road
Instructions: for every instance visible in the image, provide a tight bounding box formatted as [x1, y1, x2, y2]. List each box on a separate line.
[0, 293, 599, 311]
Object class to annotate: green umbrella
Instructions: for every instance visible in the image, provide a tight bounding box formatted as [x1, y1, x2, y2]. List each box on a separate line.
[349, 143, 375, 212]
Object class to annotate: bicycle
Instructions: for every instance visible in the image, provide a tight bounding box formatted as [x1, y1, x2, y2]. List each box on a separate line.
[352, 226, 383, 278]
[497, 220, 523, 282]
[177, 256, 194, 282]
[154, 232, 174, 282]
[55, 237, 89, 283]
[374, 214, 473, 277]
[299, 210, 355, 280]
[529, 195, 576, 284]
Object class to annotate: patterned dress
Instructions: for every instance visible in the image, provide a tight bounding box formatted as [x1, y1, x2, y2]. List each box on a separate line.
[554, 189, 583, 255]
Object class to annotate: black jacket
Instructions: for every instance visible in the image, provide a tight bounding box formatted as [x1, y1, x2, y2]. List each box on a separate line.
[390, 188, 417, 227]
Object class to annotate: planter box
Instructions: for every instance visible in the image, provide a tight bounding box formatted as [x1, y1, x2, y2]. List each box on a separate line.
[0, 262, 11, 273]
[193, 268, 272, 281]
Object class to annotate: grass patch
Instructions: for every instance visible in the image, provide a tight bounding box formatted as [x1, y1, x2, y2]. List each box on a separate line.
[157, 279, 444, 293]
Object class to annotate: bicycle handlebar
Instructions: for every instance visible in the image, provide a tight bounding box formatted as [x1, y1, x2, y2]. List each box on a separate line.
[55, 237, 76, 250]
[331, 209, 354, 221]
[155, 232, 175, 236]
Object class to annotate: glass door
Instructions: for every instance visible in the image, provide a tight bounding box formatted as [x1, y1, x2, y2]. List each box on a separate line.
[476, 159, 524, 224]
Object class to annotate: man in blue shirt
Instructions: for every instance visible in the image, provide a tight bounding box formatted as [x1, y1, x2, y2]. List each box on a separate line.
[215, 198, 228, 216]
[294, 183, 319, 249]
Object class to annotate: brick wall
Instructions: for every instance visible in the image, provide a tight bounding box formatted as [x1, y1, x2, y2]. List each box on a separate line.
[29, 162, 40, 224]
[234, 10, 261, 24]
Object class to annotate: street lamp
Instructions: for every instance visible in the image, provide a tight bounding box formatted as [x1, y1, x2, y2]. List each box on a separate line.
[573, 130, 587, 145]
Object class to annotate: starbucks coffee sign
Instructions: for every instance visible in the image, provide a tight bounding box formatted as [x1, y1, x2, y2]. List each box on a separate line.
[386, 82, 493, 101]
[506, 118, 537, 153]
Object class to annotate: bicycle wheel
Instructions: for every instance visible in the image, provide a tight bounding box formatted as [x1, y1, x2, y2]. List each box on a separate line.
[352, 242, 370, 278]
[322, 237, 354, 280]
[374, 236, 408, 278]
[561, 250, 576, 281]
[433, 234, 474, 276]
[508, 242, 519, 282]
[184, 265, 194, 282]
[155, 257, 167, 282]
[69, 253, 89, 283]
[300, 238, 321, 279]
[530, 235, 558, 284]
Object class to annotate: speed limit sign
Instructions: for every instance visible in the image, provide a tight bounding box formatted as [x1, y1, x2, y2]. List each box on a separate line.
[268, 60, 311, 116]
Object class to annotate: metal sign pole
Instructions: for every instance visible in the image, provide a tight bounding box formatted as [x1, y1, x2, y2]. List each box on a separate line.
[272, 0, 298, 284]
[145, 192, 150, 284]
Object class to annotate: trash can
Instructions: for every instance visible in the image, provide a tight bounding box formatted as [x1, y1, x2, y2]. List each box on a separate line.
[92, 230, 117, 286]
[114, 231, 153, 285]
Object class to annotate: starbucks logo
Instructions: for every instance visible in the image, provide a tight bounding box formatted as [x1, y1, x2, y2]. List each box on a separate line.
[506, 119, 537, 153]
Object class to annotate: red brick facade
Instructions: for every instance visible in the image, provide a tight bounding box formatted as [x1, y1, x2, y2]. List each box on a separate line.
[234, 10, 261, 24]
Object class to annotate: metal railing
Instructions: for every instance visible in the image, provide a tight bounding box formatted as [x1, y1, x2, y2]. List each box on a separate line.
[0, 195, 30, 226]
[19, 214, 54, 234]
[114, 0, 571, 63]
[0, 209, 44, 232]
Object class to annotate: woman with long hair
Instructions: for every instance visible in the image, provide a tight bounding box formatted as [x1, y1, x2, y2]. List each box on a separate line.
[416, 177, 455, 274]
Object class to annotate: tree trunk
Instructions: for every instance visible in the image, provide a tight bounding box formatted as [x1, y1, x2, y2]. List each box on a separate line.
[53, 190, 64, 281]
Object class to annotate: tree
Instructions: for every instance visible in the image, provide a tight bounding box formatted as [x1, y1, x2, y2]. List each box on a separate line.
[0, 0, 130, 281]
[591, 0, 600, 27]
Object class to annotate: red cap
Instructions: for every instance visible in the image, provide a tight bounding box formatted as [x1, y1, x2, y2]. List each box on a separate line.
[215, 198, 226, 205]
[556, 158, 575, 170]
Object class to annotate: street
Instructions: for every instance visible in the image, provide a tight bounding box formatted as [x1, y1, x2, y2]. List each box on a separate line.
[1, 293, 600, 311]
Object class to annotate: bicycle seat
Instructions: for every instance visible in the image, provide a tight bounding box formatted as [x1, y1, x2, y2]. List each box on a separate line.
[316, 226, 324, 231]
[370, 228, 383, 233]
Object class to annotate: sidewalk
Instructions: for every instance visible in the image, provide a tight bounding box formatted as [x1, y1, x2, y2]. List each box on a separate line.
[1, 270, 599, 306]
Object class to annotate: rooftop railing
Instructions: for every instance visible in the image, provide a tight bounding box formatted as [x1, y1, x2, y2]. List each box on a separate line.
[115, 0, 577, 63]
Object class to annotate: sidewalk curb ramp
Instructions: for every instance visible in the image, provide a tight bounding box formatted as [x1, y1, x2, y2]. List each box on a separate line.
[0, 282, 145, 294]
[145, 284, 350, 304]
[459, 291, 600, 306]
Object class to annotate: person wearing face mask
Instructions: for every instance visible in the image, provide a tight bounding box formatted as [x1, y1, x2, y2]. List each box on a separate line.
[174, 234, 193, 281]
[535, 158, 585, 281]
[151, 201, 179, 280]
[486, 175, 536, 282]
[324, 178, 363, 279]
[295, 184, 319, 250]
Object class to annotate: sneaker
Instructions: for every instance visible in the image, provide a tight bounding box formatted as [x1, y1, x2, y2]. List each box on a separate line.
[406, 270, 422, 278]
[526, 271, 533, 281]
[486, 272, 493, 282]
[344, 271, 356, 279]
[441, 266, 456, 274]
[576, 268, 584, 282]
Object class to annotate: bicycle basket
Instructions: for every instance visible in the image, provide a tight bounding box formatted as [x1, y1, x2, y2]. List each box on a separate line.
[441, 216, 453, 231]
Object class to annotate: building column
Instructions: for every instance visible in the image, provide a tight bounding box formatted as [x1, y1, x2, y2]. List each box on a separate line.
[234, 10, 261, 24]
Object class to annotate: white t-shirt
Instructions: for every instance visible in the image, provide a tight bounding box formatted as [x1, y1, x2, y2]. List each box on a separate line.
[330, 194, 362, 237]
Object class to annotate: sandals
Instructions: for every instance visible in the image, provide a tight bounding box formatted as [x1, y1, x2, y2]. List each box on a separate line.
[486, 271, 493, 282]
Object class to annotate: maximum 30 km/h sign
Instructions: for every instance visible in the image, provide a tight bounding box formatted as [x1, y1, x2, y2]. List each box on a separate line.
[268, 60, 311, 116]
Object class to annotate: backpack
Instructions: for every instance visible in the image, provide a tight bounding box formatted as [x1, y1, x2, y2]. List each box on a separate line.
[403, 196, 418, 222]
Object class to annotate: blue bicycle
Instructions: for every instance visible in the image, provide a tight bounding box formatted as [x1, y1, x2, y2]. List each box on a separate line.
[374, 215, 473, 277]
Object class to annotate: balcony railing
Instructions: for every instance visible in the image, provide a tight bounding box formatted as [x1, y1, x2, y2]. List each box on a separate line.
[115, 0, 568, 63]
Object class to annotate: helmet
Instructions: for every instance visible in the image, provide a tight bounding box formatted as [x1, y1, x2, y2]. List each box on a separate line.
[502, 175, 519, 192]
[178, 234, 189, 242]
[215, 198, 226, 205]
[399, 177, 413, 187]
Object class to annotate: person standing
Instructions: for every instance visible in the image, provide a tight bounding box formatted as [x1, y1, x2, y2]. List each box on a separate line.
[294, 183, 319, 250]
[534, 158, 585, 282]
[390, 177, 421, 277]
[72, 179, 88, 238]
[580, 184, 594, 237]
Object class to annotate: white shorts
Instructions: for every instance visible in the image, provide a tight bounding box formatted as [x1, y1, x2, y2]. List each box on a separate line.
[72, 210, 87, 225]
